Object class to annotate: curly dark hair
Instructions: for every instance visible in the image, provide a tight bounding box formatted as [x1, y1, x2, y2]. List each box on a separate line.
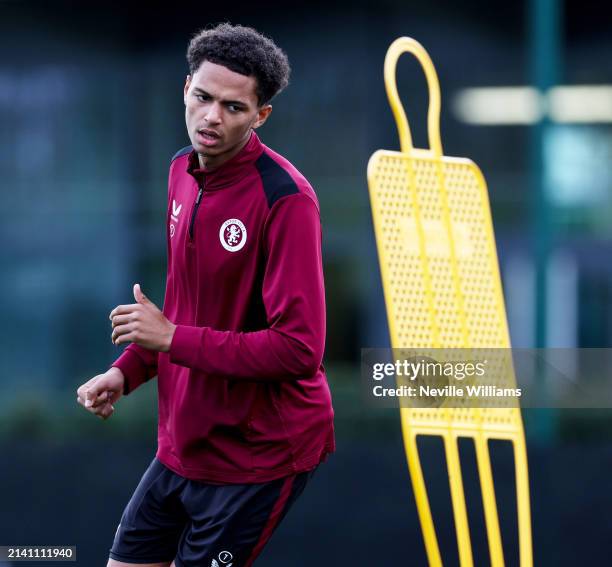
[187, 23, 291, 106]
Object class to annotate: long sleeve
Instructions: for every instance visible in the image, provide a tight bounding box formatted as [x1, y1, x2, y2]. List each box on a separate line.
[168, 192, 326, 380]
[111, 343, 159, 395]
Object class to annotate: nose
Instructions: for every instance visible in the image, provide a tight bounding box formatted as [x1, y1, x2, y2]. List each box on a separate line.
[204, 101, 222, 124]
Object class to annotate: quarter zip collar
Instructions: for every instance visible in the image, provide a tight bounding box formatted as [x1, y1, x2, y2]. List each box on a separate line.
[186, 130, 264, 191]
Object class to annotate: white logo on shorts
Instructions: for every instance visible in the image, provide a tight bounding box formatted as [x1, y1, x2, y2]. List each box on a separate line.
[219, 219, 247, 252]
[211, 550, 233, 566]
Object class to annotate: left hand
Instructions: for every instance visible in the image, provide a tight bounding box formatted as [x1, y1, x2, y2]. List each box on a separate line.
[110, 284, 176, 352]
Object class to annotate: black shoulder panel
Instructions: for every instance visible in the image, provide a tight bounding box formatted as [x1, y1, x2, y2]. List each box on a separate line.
[171, 145, 193, 163]
[254, 151, 299, 209]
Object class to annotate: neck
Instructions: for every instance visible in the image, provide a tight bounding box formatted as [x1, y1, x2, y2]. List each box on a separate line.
[198, 131, 252, 170]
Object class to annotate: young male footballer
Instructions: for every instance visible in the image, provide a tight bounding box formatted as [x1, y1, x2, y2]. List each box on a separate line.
[76, 23, 335, 567]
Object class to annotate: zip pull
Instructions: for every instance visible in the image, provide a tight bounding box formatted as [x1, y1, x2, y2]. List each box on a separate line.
[189, 185, 204, 241]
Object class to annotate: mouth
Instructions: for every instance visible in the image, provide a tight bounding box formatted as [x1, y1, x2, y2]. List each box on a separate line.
[196, 128, 221, 146]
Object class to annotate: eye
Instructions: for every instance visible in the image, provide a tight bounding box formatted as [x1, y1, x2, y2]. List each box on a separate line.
[196, 93, 210, 102]
[227, 104, 241, 113]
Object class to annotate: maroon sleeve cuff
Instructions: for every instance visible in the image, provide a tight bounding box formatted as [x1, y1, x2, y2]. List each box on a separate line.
[111, 348, 152, 395]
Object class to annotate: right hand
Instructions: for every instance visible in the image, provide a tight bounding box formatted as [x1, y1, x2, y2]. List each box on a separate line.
[76, 367, 125, 420]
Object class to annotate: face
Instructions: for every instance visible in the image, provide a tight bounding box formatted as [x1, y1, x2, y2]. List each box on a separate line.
[184, 60, 272, 169]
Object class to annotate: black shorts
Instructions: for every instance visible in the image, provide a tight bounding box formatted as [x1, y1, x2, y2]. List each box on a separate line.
[109, 458, 316, 567]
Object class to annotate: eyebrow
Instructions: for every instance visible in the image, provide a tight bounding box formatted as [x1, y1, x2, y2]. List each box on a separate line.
[193, 88, 248, 107]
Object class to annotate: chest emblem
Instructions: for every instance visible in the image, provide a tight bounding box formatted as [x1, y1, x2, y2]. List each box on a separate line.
[170, 199, 182, 239]
[219, 218, 247, 252]
[171, 200, 182, 220]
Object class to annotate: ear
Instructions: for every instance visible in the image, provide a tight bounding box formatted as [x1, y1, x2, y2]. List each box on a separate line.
[253, 104, 273, 129]
[183, 75, 191, 105]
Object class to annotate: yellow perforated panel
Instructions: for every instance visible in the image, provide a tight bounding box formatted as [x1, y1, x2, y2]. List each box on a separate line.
[369, 152, 521, 430]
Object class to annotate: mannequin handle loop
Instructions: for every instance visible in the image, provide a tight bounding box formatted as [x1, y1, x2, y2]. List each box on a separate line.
[384, 37, 443, 157]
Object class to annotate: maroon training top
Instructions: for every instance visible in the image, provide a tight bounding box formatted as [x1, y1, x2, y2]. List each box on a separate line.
[111, 131, 335, 483]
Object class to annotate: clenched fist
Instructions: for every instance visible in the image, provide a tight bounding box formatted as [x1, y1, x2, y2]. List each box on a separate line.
[76, 367, 125, 420]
